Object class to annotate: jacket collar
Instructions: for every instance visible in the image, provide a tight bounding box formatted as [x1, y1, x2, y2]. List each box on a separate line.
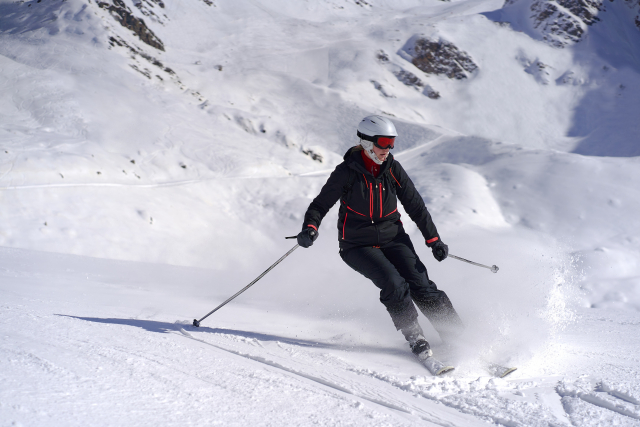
[344, 146, 393, 178]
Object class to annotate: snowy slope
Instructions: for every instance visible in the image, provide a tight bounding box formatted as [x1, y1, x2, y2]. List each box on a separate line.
[2, 243, 639, 426]
[1, 0, 640, 425]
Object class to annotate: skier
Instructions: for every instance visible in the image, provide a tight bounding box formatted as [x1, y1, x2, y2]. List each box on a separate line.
[296, 115, 464, 364]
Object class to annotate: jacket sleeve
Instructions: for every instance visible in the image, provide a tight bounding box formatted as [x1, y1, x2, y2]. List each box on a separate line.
[392, 160, 441, 246]
[302, 162, 350, 231]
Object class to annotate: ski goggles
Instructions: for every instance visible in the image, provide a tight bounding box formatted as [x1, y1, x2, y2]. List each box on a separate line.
[357, 131, 396, 149]
[373, 136, 395, 150]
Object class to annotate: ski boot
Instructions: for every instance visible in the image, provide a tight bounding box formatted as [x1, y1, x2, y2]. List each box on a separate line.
[409, 335, 433, 361]
[409, 335, 454, 376]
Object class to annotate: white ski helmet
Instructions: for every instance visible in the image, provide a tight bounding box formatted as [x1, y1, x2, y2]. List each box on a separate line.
[357, 115, 398, 165]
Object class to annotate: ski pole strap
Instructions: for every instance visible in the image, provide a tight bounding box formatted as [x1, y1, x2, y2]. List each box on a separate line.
[448, 254, 499, 273]
[193, 244, 300, 326]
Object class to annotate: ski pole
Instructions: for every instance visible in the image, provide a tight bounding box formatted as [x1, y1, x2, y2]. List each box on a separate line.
[449, 253, 499, 273]
[192, 244, 300, 327]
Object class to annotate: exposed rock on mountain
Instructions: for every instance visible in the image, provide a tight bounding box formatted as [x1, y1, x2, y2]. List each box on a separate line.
[96, 1, 205, 102]
[98, 0, 165, 51]
[491, 0, 640, 47]
[108, 35, 173, 79]
[370, 80, 395, 97]
[371, 50, 440, 99]
[406, 38, 478, 80]
[376, 50, 390, 63]
[526, 0, 602, 46]
[555, 70, 585, 85]
[301, 148, 324, 163]
[625, 0, 640, 29]
[393, 69, 424, 89]
[423, 85, 441, 99]
[133, 0, 168, 25]
[517, 54, 553, 84]
[375, 49, 441, 99]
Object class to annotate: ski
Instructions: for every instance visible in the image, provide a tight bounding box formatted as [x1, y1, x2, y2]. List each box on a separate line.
[419, 354, 455, 376]
[486, 362, 517, 378]
[420, 357, 514, 377]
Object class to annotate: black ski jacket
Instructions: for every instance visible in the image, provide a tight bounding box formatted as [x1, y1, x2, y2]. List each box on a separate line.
[303, 147, 441, 250]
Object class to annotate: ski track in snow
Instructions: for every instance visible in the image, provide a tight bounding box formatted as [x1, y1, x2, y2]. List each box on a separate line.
[0, 176, 283, 191]
[0, 135, 450, 190]
[2, 251, 640, 426]
[177, 327, 474, 426]
[181, 323, 640, 427]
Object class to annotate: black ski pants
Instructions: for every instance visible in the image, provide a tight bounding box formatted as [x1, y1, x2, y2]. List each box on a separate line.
[340, 232, 463, 341]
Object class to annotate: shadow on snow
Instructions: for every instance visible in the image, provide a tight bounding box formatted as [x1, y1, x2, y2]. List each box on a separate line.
[56, 314, 407, 357]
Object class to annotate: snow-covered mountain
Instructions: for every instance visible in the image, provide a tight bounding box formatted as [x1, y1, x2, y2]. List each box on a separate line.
[1, 0, 639, 425]
[494, 0, 640, 48]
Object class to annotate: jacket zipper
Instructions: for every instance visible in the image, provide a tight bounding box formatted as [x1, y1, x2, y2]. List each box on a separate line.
[361, 173, 374, 224]
[379, 183, 383, 218]
[369, 183, 374, 223]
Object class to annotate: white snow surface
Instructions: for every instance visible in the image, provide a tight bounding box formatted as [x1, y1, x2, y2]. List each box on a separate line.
[1, 0, 639, 425]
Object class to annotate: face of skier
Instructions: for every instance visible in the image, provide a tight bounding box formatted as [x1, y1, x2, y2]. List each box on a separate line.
[372, 145, 390, 162]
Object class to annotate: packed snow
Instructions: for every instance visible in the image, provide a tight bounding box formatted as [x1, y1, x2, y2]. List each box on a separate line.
[1, 0, 639, 425]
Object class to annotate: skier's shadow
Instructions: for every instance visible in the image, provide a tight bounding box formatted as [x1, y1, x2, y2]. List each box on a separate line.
[56, 315, 403, 355]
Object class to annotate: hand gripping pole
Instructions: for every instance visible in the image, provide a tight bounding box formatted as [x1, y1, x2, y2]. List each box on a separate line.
[193, 244, 300, 327]
[449, 253, 499, 273]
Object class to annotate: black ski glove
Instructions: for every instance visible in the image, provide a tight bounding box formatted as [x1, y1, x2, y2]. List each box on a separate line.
[297, 226, 319, 248]
[431, 240, 448, 262]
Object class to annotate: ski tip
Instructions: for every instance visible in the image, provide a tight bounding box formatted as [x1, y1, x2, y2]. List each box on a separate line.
[420, 355, 455, 376]
[192, 319, 200, 327]
[435, 366, 455, 376]
[500, 367, 517, 378]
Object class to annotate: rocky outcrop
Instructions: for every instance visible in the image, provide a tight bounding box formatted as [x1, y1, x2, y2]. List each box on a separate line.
[108, 35, 174, 77]
[524, 0, 603, 46]
[100, 2, 205, 103]
[98, 0, 165, 51]
[133, 0, 168, 25]
[374, 49, 441, 99]
[376, 50, 390, 63]
[624, 0, 640, 30]
[423, 85, 441, 99]
[498, 0, 640, 47]
[370, 80, 395, 98]
[408, 38, 478, 80]
[302, 148, 323, 163]
[497, 0, 640, 47]
[393, 70, 424, 89]
[391, 70, 440, 98]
